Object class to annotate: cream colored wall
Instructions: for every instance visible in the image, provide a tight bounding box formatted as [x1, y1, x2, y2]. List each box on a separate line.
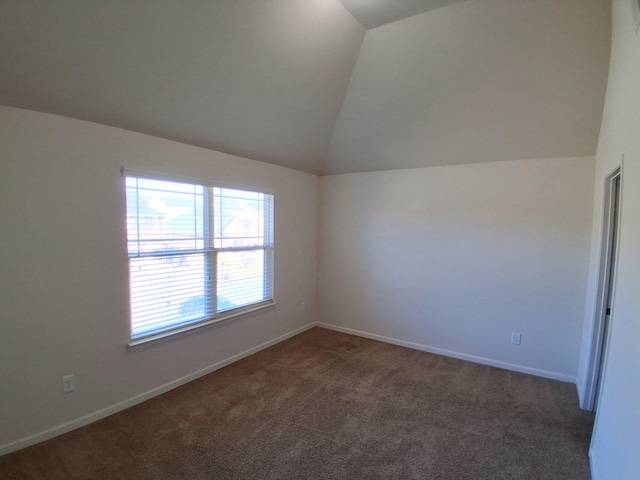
[318, 157, 595, 381]
[0, 106, 319, 453]
[584, 1, 640, 478]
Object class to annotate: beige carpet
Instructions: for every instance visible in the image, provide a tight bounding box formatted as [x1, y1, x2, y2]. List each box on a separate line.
[0, 327, 594, 479]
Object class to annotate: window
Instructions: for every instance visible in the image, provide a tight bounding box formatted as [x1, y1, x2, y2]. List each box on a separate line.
[124, 171, 274, 342]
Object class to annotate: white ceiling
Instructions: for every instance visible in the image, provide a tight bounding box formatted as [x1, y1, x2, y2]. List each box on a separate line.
[0, 0, 611, 175]
[325, 0, 612, 174]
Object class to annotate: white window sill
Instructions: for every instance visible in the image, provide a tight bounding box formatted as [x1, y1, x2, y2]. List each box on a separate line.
[127, 301, 277, 350]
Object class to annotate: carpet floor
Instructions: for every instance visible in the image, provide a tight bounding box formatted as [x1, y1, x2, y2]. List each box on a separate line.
[0, 327, 594, 479]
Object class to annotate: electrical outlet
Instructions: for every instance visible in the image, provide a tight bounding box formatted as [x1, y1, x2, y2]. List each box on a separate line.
[511, 332, 522, 345]
[62, 375, 76, 394]
[300, 302, 306, 312]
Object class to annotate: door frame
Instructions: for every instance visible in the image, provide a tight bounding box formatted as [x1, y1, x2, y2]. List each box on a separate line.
[582, 166, 622, 412]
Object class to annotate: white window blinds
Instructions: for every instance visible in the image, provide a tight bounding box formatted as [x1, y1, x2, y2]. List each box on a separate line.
[125, 172, 274, 341]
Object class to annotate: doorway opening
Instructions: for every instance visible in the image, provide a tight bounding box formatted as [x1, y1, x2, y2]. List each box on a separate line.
[583, 167, 621, 412]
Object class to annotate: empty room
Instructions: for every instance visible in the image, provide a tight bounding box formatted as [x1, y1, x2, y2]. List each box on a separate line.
[0, 1, 638, 479]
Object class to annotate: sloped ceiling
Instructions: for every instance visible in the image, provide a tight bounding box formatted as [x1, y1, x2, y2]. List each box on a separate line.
[325, 0, 611, 174]
[0, 0, 364, 174]
[0, 0, 610, 175]
[338, 0, 467, 29]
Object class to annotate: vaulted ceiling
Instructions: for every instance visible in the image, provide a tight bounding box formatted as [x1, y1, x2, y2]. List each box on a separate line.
[339, 0, 468, 29]
[0, 0, 610, 175]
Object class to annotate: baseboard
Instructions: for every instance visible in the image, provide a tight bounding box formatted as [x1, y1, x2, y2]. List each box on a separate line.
[1, 320, 576, 456]
[0, 322, 316, 457]
[316, 322, 577, 384]
[589, 450, 598, 480]
[576, 382, 587, 409]
[576, 377, 594, 411]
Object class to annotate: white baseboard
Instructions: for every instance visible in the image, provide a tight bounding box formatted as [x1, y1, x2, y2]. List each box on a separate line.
[0, 323, 316, 457]
[1, 320, 577, 456]
[575, 377, 595, 411]
[316, 322, 577, 384]
[589, 450, 598, 480]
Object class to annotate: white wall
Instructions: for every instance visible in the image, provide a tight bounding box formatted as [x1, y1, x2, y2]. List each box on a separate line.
[583, 1, 640, 478]
[318, 157, 595, 380]
[0, 106, 319, 453]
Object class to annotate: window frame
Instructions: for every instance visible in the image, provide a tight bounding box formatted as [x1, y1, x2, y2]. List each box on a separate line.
[123, 168, 275, 346]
